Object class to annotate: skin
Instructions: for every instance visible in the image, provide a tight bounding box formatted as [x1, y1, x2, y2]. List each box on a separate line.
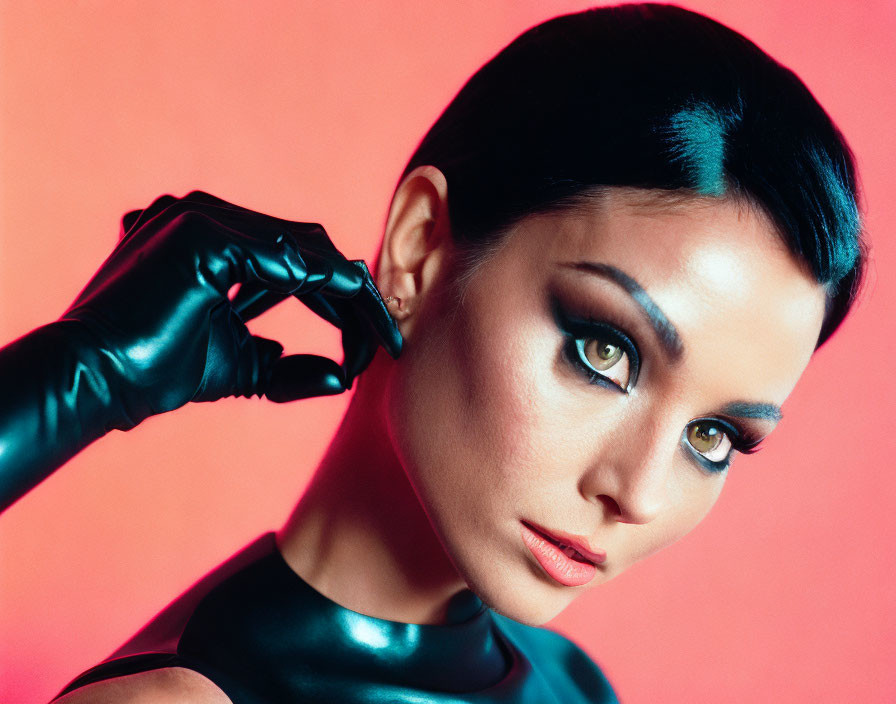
[277, 167, 827, 626]
[57, 169, 828, 701]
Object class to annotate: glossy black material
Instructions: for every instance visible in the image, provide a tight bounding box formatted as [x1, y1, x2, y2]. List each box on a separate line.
[54, 533, 617, 703]
[0, 192, 401, 512]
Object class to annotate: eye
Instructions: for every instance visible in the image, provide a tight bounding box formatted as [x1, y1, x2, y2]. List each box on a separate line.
[685, 420, 733, 464]
[574, 337, 632, 391]
[551, 297, 641, 393]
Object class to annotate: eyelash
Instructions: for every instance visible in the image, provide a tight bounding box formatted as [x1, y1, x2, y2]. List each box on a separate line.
[683, 418, 764, 474]
[552, 298, 764, 473]
[553, 301, 641, 393]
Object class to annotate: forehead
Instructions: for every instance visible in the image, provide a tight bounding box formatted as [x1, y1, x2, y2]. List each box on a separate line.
[504, 189, 827, 402]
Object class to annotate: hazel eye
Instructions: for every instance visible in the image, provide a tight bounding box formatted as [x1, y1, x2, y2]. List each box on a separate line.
[552, 298, 641, 393]
[685, 421, 733, 463]
[576, 337, 632, 390]
[585, 340, 622, 369]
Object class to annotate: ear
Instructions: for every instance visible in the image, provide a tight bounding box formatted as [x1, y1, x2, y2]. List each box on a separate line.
[375, 165, 453, 337]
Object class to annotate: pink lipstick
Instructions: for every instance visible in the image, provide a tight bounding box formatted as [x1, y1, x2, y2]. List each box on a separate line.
[520, 521, 605, 587]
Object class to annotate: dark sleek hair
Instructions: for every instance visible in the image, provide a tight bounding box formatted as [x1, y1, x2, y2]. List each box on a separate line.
[396, 3, 865, 347]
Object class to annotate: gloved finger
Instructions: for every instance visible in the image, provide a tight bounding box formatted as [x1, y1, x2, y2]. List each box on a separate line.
[265, 353, 346, 402]
[344, 260, 402, 359]
[300, 292, 386, 384]
[201, 318, 343, 405]
[121, 193, 343, 273]
[299, 259, 401, 360]
[123, 194, 360, 302]
[177, 213, 310, 296]
[188, 301, 285, 403]
[339, 310, 379, 386]
[230, 282, 291, 323]
[180, 190, 245, 211]
[117, 194, 179, 245]
[118, 194, 282, 257]
[119, 209, 144, 240]
[279, 247, 364, 299]
[293, 293, 378, 384]
[295, 291, 350, 330]
[119, 196, 371, 320]
[236, 334, 287, 400]
[160, 199, 351, 291]
[179, 192, 348, 263]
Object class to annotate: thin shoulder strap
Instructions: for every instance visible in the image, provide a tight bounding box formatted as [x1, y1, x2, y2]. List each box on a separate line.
[51, 652, 188, 700]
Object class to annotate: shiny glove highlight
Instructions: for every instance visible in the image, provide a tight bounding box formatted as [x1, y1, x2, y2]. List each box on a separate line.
[0, 191, 401, 512]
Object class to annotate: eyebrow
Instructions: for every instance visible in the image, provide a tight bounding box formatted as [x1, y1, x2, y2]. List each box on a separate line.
[560, 261, 783, 422]
[720, 402, 783, 422]
[560, 261, 684, 362]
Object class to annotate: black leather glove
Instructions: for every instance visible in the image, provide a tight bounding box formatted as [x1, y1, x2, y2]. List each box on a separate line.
[0, 190, 401, 513]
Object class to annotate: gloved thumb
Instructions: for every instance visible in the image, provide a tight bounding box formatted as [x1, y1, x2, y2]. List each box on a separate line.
[264, 353, 346, 402]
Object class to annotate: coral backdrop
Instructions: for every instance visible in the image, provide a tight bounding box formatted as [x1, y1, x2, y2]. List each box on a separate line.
[1, 2, 894, 702]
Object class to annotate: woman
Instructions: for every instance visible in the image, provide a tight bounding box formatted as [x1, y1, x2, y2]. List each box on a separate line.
[0, 4, 865, 702]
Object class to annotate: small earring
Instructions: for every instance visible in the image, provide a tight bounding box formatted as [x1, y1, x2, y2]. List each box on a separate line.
[384, 296, 403, 311]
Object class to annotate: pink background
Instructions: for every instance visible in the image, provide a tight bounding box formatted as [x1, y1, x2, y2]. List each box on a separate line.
[1, 2, 894, 702]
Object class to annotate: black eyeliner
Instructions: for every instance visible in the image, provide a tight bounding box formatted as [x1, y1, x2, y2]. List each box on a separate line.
[551, 295, 641, 392]
[683, 418, 765, 474]
[714, 416, 765, 456]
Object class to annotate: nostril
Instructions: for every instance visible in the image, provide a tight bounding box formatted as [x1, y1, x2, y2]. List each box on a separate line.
[596, 494, 622, 518]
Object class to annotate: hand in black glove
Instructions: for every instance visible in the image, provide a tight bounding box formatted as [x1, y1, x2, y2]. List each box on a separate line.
[0, 190, 401, 512]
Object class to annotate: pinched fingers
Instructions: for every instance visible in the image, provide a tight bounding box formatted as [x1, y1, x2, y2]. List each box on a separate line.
[111, 191, 400, 398]
[291, 259, 400, 362]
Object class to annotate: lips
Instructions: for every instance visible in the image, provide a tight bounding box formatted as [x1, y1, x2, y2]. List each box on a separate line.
[520, 521, 605, 587]
[528, 524, 590, 561]
[522, 521, 607, 565]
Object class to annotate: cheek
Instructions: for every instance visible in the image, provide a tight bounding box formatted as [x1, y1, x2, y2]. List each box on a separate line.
[462, 335, 549, 478]
[388, 287, 562, 520]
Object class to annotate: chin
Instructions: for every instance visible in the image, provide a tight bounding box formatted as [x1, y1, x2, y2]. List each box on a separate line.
[459, 562, 581, 627]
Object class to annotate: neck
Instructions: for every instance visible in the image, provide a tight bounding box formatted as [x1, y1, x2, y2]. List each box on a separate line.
[276, 358, 468, 625]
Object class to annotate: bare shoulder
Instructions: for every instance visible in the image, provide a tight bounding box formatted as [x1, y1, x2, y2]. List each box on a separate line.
[51, 667, 232, 704]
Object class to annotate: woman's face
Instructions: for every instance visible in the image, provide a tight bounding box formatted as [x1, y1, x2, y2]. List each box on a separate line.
[385, 188, 827, 625]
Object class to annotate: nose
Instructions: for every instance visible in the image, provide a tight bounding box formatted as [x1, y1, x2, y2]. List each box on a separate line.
[580, 416, 680, 525]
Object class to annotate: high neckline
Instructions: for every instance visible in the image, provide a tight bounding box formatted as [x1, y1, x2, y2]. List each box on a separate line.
[264, 532, 514, 693]
[58, 530, 617, 703]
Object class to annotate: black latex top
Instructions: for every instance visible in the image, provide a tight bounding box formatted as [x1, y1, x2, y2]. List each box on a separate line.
[54, 532, 617, 703]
